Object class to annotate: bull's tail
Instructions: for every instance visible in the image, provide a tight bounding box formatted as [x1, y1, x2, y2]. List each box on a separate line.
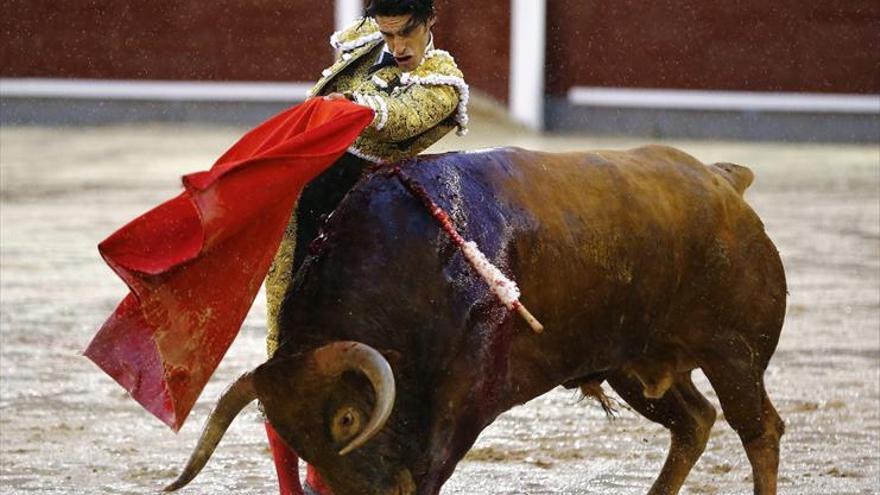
[710, 162, 754, 195]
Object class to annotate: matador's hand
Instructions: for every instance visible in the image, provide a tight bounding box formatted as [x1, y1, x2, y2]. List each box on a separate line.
[324, 92, 350, 102]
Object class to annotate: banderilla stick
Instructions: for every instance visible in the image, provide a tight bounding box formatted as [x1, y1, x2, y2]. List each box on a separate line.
[392, 167, 544, 333]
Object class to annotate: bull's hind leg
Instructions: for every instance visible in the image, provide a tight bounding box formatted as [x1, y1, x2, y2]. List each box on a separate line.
[607, 371, 716, 495]
[702, 352, 784, 495]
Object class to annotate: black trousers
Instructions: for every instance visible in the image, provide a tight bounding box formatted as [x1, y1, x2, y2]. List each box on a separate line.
[291, 153, 370, 272]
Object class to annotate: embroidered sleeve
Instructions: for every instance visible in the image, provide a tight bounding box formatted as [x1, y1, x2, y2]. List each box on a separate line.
[354, 83, 460, 143]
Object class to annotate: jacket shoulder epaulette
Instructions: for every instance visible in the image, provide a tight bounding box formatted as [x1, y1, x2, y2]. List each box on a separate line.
[330, 17, 382, 52]
[409, 49, 463, 80]
[402, 49, 469, 134]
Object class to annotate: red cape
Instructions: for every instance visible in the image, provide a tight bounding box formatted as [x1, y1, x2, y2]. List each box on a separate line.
[85, 99, 374, 431]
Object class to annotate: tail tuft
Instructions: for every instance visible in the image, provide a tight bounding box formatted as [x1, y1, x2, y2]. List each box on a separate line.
[710, 162, 754, 195]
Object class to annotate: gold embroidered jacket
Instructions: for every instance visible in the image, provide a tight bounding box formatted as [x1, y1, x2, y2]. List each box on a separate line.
[311, 17, 469, 163]
[266, 19, 468, 356]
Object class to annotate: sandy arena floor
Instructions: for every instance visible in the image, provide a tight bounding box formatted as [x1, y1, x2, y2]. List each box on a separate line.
[1, 118, 878, 494]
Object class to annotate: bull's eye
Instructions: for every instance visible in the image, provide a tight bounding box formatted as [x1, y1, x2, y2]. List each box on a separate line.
[330, 406, 362, 444]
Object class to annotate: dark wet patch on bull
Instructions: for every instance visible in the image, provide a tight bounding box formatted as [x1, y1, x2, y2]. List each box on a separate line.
[380, 152, 534, 416]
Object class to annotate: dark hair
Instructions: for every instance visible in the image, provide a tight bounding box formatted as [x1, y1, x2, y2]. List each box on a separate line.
[365, 0, 435, 28]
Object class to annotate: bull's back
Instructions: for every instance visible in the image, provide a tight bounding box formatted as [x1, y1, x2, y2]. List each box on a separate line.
[405, 145, 784, 379]
[419, 145, 758, 289]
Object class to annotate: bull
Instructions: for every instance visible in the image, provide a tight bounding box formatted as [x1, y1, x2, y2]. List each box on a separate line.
[165, 145, 787, 495]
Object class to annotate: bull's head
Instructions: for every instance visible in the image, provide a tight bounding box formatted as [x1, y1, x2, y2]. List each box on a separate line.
[164, 341, 404, 494]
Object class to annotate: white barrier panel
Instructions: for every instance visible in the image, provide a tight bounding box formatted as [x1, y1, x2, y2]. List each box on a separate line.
[0, 79, 313, 102]
[568, 87, 880, 114]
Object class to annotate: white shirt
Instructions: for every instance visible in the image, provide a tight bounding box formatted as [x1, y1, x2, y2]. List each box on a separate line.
[376, 33, 435, 64]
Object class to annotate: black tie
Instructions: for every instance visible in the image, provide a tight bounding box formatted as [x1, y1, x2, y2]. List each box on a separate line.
[369, 51, 397, 74]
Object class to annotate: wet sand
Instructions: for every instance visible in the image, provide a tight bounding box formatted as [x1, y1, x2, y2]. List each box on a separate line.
[1, 119, 878, 494]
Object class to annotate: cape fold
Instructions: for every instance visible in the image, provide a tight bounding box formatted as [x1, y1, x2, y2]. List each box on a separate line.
[85, 99, 375, 431]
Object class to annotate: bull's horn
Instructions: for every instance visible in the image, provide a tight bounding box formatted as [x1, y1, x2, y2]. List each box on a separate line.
[313, 341, 396, 455]
[163, 371, 257, 492]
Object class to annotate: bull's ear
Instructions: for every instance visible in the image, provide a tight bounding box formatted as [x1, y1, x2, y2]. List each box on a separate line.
[252, 354, 300, 402]
[252, 354, 318, 424]
[252, 354, 325, 459]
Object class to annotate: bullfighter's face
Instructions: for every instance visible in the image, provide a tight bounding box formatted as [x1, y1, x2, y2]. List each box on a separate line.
[375, 14, 435, 71]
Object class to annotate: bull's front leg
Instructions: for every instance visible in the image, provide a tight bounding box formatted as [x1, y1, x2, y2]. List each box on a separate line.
[417, 364, 495, 495]
[417, 308, 515, 494]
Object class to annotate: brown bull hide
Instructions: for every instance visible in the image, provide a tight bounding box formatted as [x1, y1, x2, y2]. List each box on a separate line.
[171, 145, 787, 495]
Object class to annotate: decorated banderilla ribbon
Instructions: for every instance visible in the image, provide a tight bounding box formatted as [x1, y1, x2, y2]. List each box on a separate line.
[391, 167, 544, 333]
